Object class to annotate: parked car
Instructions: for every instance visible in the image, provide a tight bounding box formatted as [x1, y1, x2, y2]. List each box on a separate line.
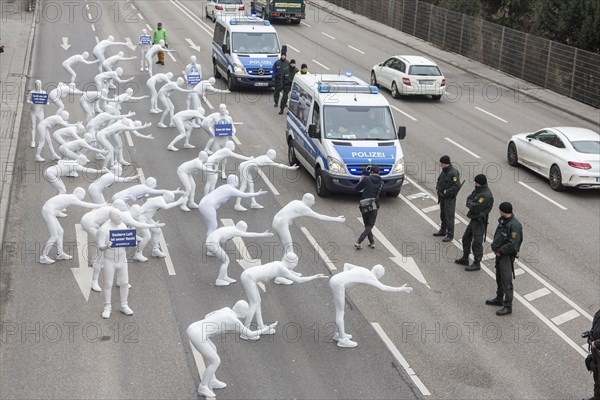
[206, 0, 246, 22]
[371, 55, 446, 100]
[507, 127, 600, 191]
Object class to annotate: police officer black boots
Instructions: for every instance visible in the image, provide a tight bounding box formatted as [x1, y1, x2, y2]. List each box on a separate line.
[454, 255, 469, 266]
[466, 262, 481, 271]
[433, 229, 445, 237]
[496, 306, 512, 316]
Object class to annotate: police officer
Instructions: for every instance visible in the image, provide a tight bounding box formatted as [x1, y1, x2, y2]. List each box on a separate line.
[273, 51, 289, 109]
[433, 155, 461, 242]
[279, 59, 298, 115]
[486, 202, 523, 316]
[584, 309, 600, 400]
[455, 174, 494, 271]
[354, 165, 383, 249]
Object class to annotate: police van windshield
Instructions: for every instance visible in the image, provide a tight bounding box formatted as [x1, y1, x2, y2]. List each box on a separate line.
[323, 106, 396, 141]
[232, 32, 280, 54]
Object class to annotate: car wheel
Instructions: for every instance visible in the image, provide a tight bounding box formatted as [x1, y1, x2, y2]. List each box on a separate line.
[227, 73, 236, 91]
[391, 81, 400, 99]
[387, 190, 400, 197]
[288, 140, 298, 166]
[549, 164, 566, 191]
[213, 60, 221, 79]
[507, 142, 519, 166]
[370, 71, 379, 87]
[431, 95, 442, 101]
[315, 167, 330, 197]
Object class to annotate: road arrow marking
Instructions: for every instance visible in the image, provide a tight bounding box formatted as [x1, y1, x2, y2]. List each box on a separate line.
[72, 224, 94, 301]
[221, 219, 265, 292]
[61, 37, 71, 50]
[185, 38, 201, 52]
[124, 37, 137, 51]
[357, 218, 429, 288]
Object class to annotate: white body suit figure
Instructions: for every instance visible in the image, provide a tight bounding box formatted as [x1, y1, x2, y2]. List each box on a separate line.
[176, 151, 218, 211]
[144, 40, 174, 77]
[186, 301, 277, 398]
[36, 111, 78, 162]
[157, 77, 194, 128]
[198, 175, 267, 238]
[48, 82, 83, 115]
[204, 141, 252, 194]
[26, 80, 47, 148]
[329, 263, 413, 347]
[40, 187, 105, 264]
[111, 177, 180, 206]
[139, 29, 152, 71]
[101, 51, 136, 72]
[92, 35, 129, 73]
[190, 77, 230, 111]
[79, 89, 115, 124]
[167, 108, 206, 151]
[59, 132, 106, 161]
[62, 51, 99, 83]
[43, 156, 102, 194]
[202, 104, 235, 155]
[110, 119, 153, 166]
[88, 165, 141, 204]
[106, 88, 149, 115]
[147, 72, 173, 113]
[206, 221, 273, 286]
[184, 56, 202, 109]
[94, 67, 133, 92]
[52, 123, 84, 145]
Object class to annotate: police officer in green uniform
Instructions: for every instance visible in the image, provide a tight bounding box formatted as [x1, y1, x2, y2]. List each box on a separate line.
[433, 155, 461, 242]
[486, 202, 523, 316]
[455, 174, 494, 271]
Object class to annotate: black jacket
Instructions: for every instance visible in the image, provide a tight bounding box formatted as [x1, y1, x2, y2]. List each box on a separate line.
[355, 173, 383, 203]
[273, 58, 289, 85]
[592, 309, 600, 348]
[466, 184, 494, 221]
[282, 66, 298, 90]
[436, 165, 461, 199]
[491, 215, 523, 256]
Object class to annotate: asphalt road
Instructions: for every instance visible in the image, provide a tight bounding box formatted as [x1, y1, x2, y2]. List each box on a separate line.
[1, 0, 598, 399]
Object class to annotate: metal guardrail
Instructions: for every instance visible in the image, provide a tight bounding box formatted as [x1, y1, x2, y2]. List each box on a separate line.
[328, 0, 599, 108]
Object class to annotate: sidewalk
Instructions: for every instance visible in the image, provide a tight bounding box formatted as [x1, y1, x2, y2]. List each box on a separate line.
[0, 0, 36, 247]
[314, 1, 599, 125]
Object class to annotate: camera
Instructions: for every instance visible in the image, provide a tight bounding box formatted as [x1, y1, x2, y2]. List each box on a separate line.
[582, 330, 593, 339]
[362, 165, 373, 176]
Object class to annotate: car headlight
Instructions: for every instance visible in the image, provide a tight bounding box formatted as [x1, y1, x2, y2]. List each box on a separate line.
[234, 64, 245, 74]
[392, 159, 405, 174]
[327, 156, 345, 173]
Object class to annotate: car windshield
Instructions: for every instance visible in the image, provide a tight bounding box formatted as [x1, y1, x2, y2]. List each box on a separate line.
[323, 106, 397, 141]
[571, 140, 600, 154]
[232, 32, 279, 54]
[409, 65, 442, 76]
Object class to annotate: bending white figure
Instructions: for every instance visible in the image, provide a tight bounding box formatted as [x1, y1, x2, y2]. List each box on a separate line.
[134, 192, 187, 261]
[139, 29, 152, 71]
[166, 108, 206, 151]
[48, 82, 83, 115]
[234, 149, 299, 211]
[190, 77, 230, 111]
[198, 174, 267, 237]
[111, 177, 180, 205]
[106, 88, 149, 115]
[96, 209, 133, 319]
[94, 67, 133, 92]
[85, 111, 133, 139]
[62, 51, 99, 83]
[93, 35, 129, 73]
[184, 56, 202, 109]
[43, 155, 102, 194]
[53, 123, 85, 145]
[102, 51, 136, 72]
[186, 301, 277, 398]
[147, 72, 173, 113]
[96, 120, 150, 169]
[176, 151, 218, 211]
[144, 39, 174, 77]
[206, 221, 273, 286]
[329, 263, 413, 347]
[111, 119, 153, 166]
[204, 140, 252, 194]
[59, 132, 106, 160]
[40, 187, 105, 264]
[202, 104, 235, 155]
[26, 80, 46, 148]
[157, 77, 194, 128]
[79, 89, 114, 123]
[88, 165, 141, 204]
[240, 252, 327, 339]
[36, 111, 78, 162]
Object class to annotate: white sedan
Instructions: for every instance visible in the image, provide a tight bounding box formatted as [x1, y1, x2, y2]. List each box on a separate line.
[205, 0, 246, 22]
[507, 127, 600, 191]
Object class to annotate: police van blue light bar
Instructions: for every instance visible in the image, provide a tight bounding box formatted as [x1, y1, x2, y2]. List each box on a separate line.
[369, 86, 379, 94]
[229, 18, 270, 26]
[345, 72, 352, 77]
[318, 84, 331, 93]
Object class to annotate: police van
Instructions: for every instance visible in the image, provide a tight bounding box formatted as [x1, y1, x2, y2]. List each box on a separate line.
[212, 16, 282, 90]
[286, 73, 407, 197]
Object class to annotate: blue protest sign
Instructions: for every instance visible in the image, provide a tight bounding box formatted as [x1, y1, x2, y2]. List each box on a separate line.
[214, 119, 233, 137]
[140, 35, 152, 45]
[32, 93, 48, 105]
[109, 229, 137, 248]
[187, 74, 201, 85]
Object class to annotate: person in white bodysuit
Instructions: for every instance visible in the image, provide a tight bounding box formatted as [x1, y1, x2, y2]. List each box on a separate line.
[26, 80, 47, 148]
[157, 77, 194, 128]
[138, 29, 152, 71]
[166, 108, 206, 151]
[35, 111, 79, 162]
[101, 51, 136, 72]
[203, 141, 252, 195]
[92, 35, 129, 73]
[88, 165, 141, 204]
[176, 151, 218, 211]
[62, 51, 99, 83]
[43, 155, 103, 194]
[144, 40, 174, 77]
[147, 72, 173, 114]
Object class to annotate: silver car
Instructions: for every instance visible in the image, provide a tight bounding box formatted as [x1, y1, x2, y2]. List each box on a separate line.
[371, 55, 446, 100]
[507, 127, 600, 190]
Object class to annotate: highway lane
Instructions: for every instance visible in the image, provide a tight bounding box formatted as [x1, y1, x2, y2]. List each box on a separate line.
[1, 0, 597, 398]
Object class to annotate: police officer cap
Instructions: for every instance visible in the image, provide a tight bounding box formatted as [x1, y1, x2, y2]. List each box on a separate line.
[499, 202, 513, 213]
[301, 63, 308, 69]
[281, 51, 286, 56]
[439, 155, 451, 164]
[290, 59, 296, 65]
[157, 22, 162, 26]
[474, 174, 487, 185]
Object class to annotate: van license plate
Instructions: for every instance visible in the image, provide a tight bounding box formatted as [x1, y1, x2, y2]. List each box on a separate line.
[254, 82, 268, 87]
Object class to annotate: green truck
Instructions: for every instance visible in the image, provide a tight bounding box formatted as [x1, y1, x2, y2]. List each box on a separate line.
[251, 0, 306, 24]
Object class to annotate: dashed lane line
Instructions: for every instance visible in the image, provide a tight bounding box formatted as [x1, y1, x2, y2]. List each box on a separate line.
[286, 44, 301, 53]
[551, 310, 580, 326]
[518, 181, 567, 210]
[524, 287, 551, 302]
[348, 45, 365, 54]
[300, 227, 337, 272]
[444, 137, 481, 159]
[475, 106, 508, 123]
[389, 104, 417, 122]
[311, 59, 330, 71]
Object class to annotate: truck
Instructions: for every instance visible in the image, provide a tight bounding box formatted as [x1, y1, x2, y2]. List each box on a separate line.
[251, 0, 306, 24]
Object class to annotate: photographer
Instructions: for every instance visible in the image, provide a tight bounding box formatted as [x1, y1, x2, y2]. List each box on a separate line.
[354, 165, 383, 249]
[584, 309, 600, 400]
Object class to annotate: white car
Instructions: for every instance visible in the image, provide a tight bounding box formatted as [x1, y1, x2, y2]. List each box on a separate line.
[205, 0, 246, 22]
[371, 55, 446, 100]
[507, 127, 600, 191]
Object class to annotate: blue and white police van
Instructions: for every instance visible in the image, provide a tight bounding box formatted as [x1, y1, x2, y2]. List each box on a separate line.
[212, 16, 282, 90]
[286, 73, 407, 197]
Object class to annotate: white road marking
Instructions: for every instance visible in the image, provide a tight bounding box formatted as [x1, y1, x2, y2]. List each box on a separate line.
[311, 59, 330, 71]
[137, 167, 145, 183]
[475, 106, 508, 123]
[145, 23, 153, 32]
[125, 131, 133, 147]
[406, 192, 427, 200]
[221, 219, 265, 291]
[91, 24, 95, 32]
[168, 52, 177, 62]
[204, 98, 214, 110]
[159, 233, 176, 275]
[72, 224, 93, 302]
[300, 227, 336, 272]
[421, 204, 439, 213]
[285, 44, 301, 53]
[583, 343, 589, 351]
[137, 13, 144, 20]
[518, 181, 567, 210]
[347, 45, 365, 54]
[185, 38, 201, 52]
[524, 287, 551, 302]
[551, 309, 580, 326]
[482, 252, 496, 261]
[85, 3, 89, 9]
[256, 169, 279, 195]
[514, 268, 525, 276]
[189, 342, 215, 399]
[321, 32, 336, 40]
[444, 137, 481, 159]
[390, 104, 417, 122]
[300, 21, 312, 27]
[232, 135, 241, 145]
[95, 36, 99, 44]
[170, 0, 214, 37]
[371, 323, 431, 396]
[87, 13, 92, 20]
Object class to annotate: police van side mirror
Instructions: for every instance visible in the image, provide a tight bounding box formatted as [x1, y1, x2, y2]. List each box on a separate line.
[308, 124, 319, 139]
[222, 44, 229, 54]
[397, 126, 407, 140]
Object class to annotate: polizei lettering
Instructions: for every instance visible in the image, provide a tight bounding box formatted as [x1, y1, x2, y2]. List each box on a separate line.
[351, 151, 386, 158]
